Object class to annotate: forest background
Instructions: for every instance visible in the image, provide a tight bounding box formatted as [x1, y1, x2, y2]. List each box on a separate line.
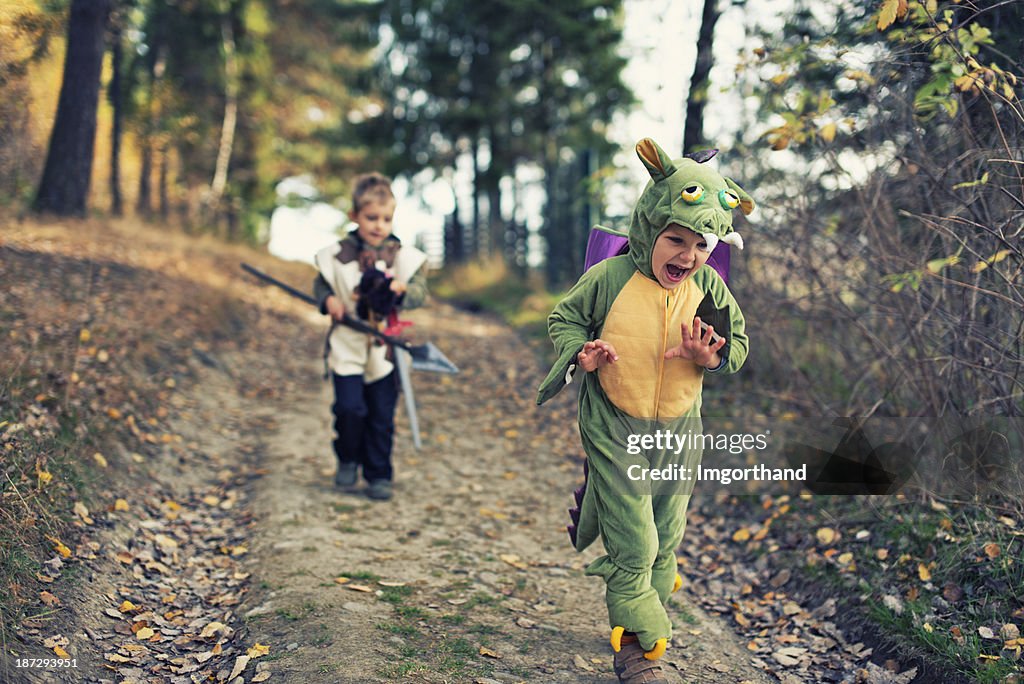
[2, 0, 1024, 681]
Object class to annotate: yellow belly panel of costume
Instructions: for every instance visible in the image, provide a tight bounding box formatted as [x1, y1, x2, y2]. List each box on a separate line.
[597, 272, 704, 419]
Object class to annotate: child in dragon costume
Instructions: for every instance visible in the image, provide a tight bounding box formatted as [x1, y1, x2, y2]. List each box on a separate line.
[537, 138, 753, 683]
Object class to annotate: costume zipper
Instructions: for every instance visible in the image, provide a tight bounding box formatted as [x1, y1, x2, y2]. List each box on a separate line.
[654, 292, 670, 421]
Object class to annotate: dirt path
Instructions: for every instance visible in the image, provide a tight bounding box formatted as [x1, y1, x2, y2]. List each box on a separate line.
[238, 302, 774, 683]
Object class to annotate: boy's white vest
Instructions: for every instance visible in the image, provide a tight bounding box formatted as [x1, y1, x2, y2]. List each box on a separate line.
[314, 241, 427, 382]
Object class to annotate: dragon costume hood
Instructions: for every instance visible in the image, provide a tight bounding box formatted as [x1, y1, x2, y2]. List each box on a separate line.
[628, 138, 755, 281]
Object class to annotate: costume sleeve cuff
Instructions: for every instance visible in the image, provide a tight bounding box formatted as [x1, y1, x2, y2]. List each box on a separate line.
[704, 355, 727, 373]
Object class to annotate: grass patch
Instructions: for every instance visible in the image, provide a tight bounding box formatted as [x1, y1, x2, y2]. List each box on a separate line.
[336, 570, 380, 582]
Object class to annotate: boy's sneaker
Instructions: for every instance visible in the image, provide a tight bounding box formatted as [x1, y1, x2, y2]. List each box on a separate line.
[366, 479, 393, 501]
[334, 462, 358, 488]
[613, 636, 668, 684]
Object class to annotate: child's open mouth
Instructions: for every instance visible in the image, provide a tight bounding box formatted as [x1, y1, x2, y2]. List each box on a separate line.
[664, 263, 691, 283]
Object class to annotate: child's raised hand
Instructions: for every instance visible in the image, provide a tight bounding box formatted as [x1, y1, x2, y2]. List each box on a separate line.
[665, 316, 726, 368]
[578, 339, 619, 372]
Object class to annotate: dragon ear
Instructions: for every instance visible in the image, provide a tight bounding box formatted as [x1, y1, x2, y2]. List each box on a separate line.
[724, 177, 755, 216]
[636, 138, 677, 181]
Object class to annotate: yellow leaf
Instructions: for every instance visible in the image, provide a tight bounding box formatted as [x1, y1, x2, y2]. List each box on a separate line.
[136, 627, 155, 640]
[79, 329, 91, 343]
[114, 499, 129, 512]
[40, 591, 60, 606]
[53, 645, 69, 658]
[877, 0, 900, 30]
[47, 535, 72, 558]
[504, 429, 519, 439]
[334, 577, 350, 585]
[478, 646, 502, 659]
[820, 123, 837, 143]
[107, 407, 122, 419]
[500, 553, 529, 570]
[732, 528, 752, 542]
[93, 452, 108, 468]
[984, 543, 1000, 558]
[37, 470, 53, 486]
[815, 528, 837, 546]
[918, 563, 932, 581]
[119, 600, 137, 612]
[247, 643, 270, 658]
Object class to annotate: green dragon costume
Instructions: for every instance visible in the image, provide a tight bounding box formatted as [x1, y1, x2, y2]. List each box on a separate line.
[537, 138, 754, 668]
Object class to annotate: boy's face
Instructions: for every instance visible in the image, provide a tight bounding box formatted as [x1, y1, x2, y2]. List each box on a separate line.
[650, 224, 711, 289]
[350, 197, 396, 247]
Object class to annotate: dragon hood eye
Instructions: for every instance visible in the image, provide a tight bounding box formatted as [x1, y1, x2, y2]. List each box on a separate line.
[680, 184, 705, 204]
[719, 189, 740, 210]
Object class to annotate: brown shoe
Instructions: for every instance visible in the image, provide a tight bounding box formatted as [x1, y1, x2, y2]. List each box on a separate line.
[613, 636, 669, 684]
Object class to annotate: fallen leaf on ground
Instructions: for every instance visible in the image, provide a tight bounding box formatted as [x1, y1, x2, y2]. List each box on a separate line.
[816, 528, 837, 545]
[500, 553, 528, 569]
[230, 655, 250, 680]
[346, 584, 373, 593]
[46, 536, 72, 559]
[772, 646, 807, 666]
[199, 622, 228, 638]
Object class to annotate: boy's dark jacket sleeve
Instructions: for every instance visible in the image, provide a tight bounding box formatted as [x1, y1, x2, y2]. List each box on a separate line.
[694, 267, 748, 375]
[536, 262, 610, 406]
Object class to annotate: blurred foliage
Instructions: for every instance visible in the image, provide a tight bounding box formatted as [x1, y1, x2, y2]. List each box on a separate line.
[733, 0, 1023, 420]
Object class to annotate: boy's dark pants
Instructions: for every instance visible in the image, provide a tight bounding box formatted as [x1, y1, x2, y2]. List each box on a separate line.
[331, 372, 398, 482]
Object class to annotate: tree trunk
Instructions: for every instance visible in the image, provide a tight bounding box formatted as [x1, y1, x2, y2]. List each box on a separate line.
[136, 42, 165, 217]
[208, 15, 239, 217]
[158, 142, 170, 220]
[470, 137, 482, 259]
[683, 0, 721, 154]
[33, 0, 112, 216]
[108, 21, 123, 216]
[137, 144, 153, 216]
